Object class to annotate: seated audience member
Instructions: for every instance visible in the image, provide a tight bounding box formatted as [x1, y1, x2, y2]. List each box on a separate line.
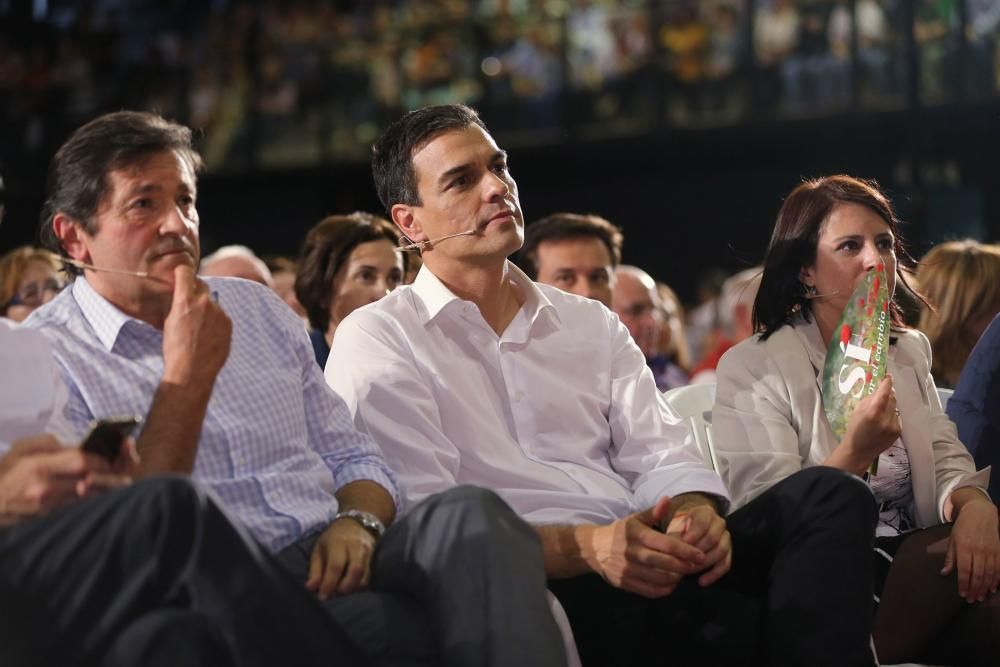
[264, 255, 307, 319]
[949, 313, 1000, 500]
[713, 176, 999, 666]
[294, 212, 406, 368]
[328, 104, 879, 667]
[515, 211, 622, 308]
[0, 319, 371, 667]
[917, 239, 1000, 388]
[0, 247, 63, 322]
[685, 266, 728, 365]
[24, 111, 566, 667]
[656, 281, 693, 373]
[612, 265, 689, 391]
[688, 266, 761, 383]
[200, 244, 273, 286]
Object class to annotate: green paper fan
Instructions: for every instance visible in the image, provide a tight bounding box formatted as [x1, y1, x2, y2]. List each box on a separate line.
[820, 264, 891, 474]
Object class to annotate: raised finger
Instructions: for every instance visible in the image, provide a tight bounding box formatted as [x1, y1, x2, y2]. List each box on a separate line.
[172, 264, 197, 304]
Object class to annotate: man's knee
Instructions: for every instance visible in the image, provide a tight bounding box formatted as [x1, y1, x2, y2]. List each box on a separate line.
[128, 475, 208, 517]
[123, 476, 224, 544]
[786, 467, 876, 524]
[412, 485, 536, 549]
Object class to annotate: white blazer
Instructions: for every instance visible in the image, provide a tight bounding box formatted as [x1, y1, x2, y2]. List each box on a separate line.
[713, 314, 990, 526]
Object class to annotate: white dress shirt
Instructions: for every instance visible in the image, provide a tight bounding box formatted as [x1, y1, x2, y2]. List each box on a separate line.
[0, 319, 74, 453]
[326, 262, 729, 525]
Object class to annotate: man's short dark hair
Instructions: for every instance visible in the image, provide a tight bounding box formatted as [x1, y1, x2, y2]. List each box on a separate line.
[371, 104, 487, 214]
[39, 111, 202, 273]
[516, 213, 624, 279]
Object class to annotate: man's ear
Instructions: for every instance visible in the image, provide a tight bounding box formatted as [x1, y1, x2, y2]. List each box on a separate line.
[52, 213, 92, 264]
[391, 204, 426, 243]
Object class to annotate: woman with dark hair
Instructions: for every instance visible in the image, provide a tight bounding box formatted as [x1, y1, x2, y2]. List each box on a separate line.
[713, 175, 999, 665]
[295, 212, 407, 368]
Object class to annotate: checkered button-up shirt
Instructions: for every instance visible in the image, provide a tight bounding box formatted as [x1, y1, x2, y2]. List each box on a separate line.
[24, 276, 400, 552]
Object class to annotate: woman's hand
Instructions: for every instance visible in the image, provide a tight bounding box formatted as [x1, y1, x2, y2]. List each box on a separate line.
[942, 494, 1000, 603]
[826, 375, 902, 474]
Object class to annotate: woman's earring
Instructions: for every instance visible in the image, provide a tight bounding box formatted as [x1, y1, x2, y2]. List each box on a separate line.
[804, 284, 818, 298]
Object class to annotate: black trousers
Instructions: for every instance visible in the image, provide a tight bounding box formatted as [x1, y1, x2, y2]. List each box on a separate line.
[549, 466, 877, 667]
[278, 485, 568, 667]
[0, 476, 368, 667]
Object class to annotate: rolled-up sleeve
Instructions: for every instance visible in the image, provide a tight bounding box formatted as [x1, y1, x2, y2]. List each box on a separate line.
[295, 309, 401, 512]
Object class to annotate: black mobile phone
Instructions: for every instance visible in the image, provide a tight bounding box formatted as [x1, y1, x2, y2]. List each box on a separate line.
[80, 416, 141, 461]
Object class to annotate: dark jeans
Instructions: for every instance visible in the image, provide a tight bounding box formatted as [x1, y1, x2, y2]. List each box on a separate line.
[278, 485, 567, 667]
[0, 476, 367, 667]
[549, 467, 877, 667]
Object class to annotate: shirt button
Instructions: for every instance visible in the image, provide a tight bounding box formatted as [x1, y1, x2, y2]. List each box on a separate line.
[513, 390, 524, 402]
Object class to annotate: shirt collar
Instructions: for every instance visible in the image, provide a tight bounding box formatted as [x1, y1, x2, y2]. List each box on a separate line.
[410, 260, 559, 327]
[72, 277, 145, 351]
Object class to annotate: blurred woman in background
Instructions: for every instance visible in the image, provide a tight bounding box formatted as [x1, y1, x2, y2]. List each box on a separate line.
[917, 240, 1000, 388]
[294, 212, 407, 368]
[0, 246, 63, 322]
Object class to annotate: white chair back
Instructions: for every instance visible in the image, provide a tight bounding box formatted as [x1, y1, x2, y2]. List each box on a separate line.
[937, 386, 954, 411]
[546, 591, 582, 667]
[662, 383, 718, 471]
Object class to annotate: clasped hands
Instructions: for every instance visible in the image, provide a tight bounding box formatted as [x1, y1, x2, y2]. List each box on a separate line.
[589, 494, 731, 599]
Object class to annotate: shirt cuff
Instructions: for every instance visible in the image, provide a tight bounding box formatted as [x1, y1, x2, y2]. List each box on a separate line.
[633, 466, 733, 516]
[330, 456, 402, 514]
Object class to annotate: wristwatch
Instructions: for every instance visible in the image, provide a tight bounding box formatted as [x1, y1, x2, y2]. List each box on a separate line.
[334, 509, 386, 540]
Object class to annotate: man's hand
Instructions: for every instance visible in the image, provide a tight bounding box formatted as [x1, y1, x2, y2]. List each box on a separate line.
[0, 435, 131, 526]
[663, 494, 732, 587]
[136, 265, 231, 475]
[162, 265, 231, 387]
[587, 496, 706, 599]
[306, 517, 376, 600]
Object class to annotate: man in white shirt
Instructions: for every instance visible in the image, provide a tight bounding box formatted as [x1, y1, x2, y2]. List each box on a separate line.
[0, 321, 369, 666]
[327, 104, 879, 666]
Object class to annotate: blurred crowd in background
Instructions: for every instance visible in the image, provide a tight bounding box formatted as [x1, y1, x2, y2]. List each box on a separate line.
[3, 0, 1000, 393]
[1, 0, 999, 172]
